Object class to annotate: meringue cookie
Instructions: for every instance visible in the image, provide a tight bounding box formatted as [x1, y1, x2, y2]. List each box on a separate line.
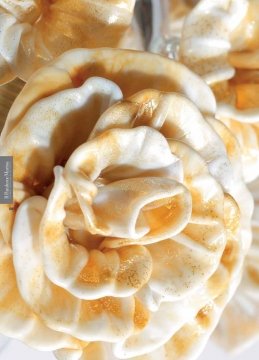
[0, 48, 252, 360]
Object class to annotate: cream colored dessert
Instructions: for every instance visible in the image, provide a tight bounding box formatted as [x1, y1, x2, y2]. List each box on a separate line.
[0, 0, 136, 85]
[179, 0, 259, 183]
[178, 0, 259, 352]
[0, 48, 252, 360]
[213, 0, 259, 183]
[179, 0, 248, 83]
[216, 178, 259, 352]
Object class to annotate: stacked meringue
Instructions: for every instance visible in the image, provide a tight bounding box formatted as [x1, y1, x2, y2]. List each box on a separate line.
[0, 1, 259, 360]
[177, 0, 259, 183]
[161, 0, 259, 353]
[0, 48, 252, 360]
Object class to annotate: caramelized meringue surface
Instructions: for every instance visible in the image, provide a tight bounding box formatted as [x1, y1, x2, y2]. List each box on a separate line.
[178, 0, 259, 352]
[0, 48, 252, 360]
[216, 178, 259, 352]
[179, 0, 259, 183]
[0, 0, 136, 84]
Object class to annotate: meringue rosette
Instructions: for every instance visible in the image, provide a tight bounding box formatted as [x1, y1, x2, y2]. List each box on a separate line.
[0, 48, 252, 360]
[0, 0, 136, 84]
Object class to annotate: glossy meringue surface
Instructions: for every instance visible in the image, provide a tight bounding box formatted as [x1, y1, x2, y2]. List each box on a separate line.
[177, 0, 259, 184]
[174, 0, 259, 352]
[216, 178, 259, 352]
[0, 48, 252, 360]
[0, 0, 136, 84]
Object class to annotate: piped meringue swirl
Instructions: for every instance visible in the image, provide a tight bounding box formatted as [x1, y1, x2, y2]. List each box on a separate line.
[0, 48, 252, 360]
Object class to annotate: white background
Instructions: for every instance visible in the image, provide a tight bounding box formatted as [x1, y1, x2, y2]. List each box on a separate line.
[0, 338, 258, 359]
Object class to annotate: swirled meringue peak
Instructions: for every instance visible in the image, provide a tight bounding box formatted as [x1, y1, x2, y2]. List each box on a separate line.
[0, 48, 253, 360]
[0, 0, 137, 85]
